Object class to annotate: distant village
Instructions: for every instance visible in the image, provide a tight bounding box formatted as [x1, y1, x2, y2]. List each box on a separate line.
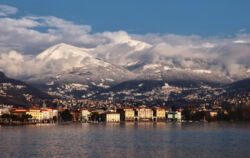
[1, 96, 250, 125]
[0, 102, 181, 125]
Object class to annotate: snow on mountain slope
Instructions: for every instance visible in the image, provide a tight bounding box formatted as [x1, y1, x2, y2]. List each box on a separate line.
[103, 31, 152, 52]
[36, 43, 92, 61]
[35, 43, 105, 72]
[28, 43, 137, 98]
[22, 43, 248, 99]
[133, 64, 232, 83]
[28, 43, 135, 81]
[29, 43, 234, 86]
[192, 69, 212, 74]
[92, 32, 152, 66]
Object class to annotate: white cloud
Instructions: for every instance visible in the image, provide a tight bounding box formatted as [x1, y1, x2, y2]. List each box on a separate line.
[0, 5, 18, 16]
[233, 40, 250, 44]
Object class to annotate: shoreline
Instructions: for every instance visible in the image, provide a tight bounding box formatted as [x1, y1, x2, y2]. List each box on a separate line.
[1, 120, 250, 127]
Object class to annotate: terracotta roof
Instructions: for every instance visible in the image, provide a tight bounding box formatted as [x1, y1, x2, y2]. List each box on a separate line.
[40, 109, 48, 112]
[119, 107, 133, 110]
[81, 108, 90, 111]
[28, 108, 40, 110]
[10, 108, 27, 113]
[136, 107, 152, 110]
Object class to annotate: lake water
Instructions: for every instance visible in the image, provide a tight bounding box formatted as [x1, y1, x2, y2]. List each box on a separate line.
[0, 122, 250, 158]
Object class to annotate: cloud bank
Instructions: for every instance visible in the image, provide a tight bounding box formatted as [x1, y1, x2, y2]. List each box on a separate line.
[0, 4, 250, 80]
[0, 5, 18, 16]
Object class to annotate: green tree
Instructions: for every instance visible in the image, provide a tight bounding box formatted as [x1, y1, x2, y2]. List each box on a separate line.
[21, 114, 32, 122]
[1, 113, 11, 122]
[61, 109, 73, 121]
[53, 116, 57, 122]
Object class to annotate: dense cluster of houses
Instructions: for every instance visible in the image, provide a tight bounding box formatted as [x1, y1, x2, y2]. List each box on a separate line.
[0, 105, 182, 123]
[0, 102, 59, 123]
[9, 108, 58, 123]
[80, 106, 182, 122]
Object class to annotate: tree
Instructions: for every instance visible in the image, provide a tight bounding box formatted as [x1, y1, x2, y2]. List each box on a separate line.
[1, 114, 11, 122]
[21, 114, 32, 122]
[1, 113, 11, 119]
[10, 114, 19, 121]
[61, 109, 73, 121]
[53, 116, 57, 122]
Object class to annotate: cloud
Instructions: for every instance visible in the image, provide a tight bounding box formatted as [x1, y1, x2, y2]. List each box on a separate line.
[0, 5, 18, 16]
[0, 5, 250, 80]
[233, 40, 250, 44]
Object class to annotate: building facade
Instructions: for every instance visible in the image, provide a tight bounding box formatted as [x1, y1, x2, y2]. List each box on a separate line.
[10, 108, 27, 118]
[81, 109, 91, 122]
[167, 111, 182, 122]
[0, 108, 10, 116]
[26, 108, 43, 122]
[105, 112, 120, 122]
[153, 108, 166, 121]
[117, 108, 135, 121]
[136, 107, 153, 121]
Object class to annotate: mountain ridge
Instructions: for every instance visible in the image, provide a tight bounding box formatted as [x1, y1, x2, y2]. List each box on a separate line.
[0, 71, 52, 106]
[1, 43, 250, 100]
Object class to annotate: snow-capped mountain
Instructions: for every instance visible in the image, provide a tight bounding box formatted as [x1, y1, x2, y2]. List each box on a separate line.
[29, 43, 136, 82]
[17, 43, 249, 99]
[27, 43, 137, 98]
[132, 64, 233, 83]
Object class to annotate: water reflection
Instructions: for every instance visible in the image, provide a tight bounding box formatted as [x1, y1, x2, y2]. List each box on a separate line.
[1, 123, 250, 158]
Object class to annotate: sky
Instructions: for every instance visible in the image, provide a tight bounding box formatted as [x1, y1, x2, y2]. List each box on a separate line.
[0, 1, 250, 79]
[1, 0, 250, 36]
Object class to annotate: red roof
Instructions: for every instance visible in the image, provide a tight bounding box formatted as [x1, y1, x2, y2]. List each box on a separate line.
[81, 108, 90, 111]
[135, 107, 152, 110]
[40, 109, 48, 112]
[117, 107, 133, 110]
[28, 108, 40, 110]
[153, 107, 165, 110]
[10, 108, 27, 113]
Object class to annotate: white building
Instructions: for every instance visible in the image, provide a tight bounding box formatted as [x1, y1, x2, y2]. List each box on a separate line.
[0, 108, 10, 116]
[136, 107, 153, 121]
[167, 111, 182, 122]
[52, 109, 58, 118]
[41, 109, 50, 120]
[81, 109, 91, 122]
[106, 112, 120, 122]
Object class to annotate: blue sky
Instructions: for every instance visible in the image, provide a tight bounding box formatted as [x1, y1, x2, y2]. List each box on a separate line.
[1, 0, 250, 36]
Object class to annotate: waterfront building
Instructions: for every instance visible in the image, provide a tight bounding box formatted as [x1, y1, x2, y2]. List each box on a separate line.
[153, 107, 166, 121]
[41, 109, 50, 120]
[81, 109, 91, 122]
[41, 101, 54, 118]
[91, 109, 106, 122]
[26, 108, 43, 122]
[209, 111, 218, 118]
[105, 112, 120, 122]
[0, 108, 10, 116]
[135, 107, 153, 121]
[52, 109, 58, 119]
[70, 109, 82, 121]
[117, 108, 135, 121]
[10, 108, 27, 118]
[167, 111, 182, 122]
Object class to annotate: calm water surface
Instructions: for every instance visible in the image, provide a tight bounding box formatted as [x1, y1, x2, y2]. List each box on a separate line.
[0, 122, 250, 158]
